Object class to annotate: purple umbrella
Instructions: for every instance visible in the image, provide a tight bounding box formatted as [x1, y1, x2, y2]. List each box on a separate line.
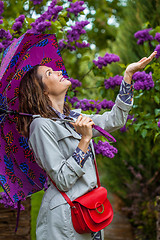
[0, 33, 69, 204]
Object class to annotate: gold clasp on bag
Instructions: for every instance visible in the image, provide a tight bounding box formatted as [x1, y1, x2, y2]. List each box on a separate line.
[95, 203, 104, 214]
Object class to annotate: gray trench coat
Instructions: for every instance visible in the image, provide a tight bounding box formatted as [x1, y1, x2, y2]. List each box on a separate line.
[28, 95, 132, 240]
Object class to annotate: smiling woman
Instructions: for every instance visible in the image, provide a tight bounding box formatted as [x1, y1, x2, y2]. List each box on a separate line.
[17, 65, 71, 138]
[37, 66, 71, 112]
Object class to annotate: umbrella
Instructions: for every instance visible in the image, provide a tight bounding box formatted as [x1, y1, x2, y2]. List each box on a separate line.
[0, 33, 69, 204]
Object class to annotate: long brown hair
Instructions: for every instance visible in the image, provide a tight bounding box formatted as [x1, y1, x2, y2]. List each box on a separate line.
[17, 65, 70, 138]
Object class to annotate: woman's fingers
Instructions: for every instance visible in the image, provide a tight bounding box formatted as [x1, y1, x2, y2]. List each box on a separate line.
[140, 51, 157, 66]
[79, 116, 93, 125]
[138, 57, 147, 63]
[71, 115, 94, 129]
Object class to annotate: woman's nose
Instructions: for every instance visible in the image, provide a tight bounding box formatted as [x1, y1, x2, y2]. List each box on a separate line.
[58, 71, 62, 76]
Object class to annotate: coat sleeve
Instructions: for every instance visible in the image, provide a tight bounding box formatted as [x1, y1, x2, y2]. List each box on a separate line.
[28, 119, 85, 192]
[85, 95, 133, 137]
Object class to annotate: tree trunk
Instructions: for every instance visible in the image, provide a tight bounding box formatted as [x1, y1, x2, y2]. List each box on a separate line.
[0, 198, 31, 240]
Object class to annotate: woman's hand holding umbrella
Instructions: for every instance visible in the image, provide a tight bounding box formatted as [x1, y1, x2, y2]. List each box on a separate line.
[71, 115, 95, 153]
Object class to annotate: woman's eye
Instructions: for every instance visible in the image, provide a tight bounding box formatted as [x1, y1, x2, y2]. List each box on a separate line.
[48, 72, 52, 76]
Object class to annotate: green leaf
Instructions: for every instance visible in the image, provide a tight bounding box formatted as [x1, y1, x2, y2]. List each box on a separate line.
[58, 17, 67, 27]
[154, 95, 160, 104]
[133, 122, 143, 131]
[81, 56, 90, 61]
[93, 68, 99, 76]
[88, 62, 94, 70]
[96, 80, 102, 88]
[141, 129, 148, 138]
[99, 88, 105, 97]
[155, 109, 160, 117]
[60, 10, 68, 18]
[154, 132, 160, 142]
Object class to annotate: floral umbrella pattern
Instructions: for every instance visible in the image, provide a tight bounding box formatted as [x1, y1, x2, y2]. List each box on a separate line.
[0, 33, 68, 203]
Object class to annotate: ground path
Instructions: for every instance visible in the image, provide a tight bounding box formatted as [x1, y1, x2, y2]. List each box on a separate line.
[104, 193, 134, 240]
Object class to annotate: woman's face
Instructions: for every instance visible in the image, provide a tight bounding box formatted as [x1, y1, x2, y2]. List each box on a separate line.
[37, 66, 71, 97]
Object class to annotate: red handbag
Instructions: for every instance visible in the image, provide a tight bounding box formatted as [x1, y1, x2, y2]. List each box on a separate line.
[49, 156, 113, 234]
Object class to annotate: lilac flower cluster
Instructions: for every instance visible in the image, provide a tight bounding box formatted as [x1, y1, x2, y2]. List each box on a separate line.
[104, 75, 123, 89]
[134, 28, 154, 45]
[29, 0, 63, 33]
[12, 15, 25, 32]
[59, 21, 90, 51]
[93, 140, 118, 158]
[30, 0, 43, 5]
[154, 44, 160, 58]
[158, 119, 160, 128]
[0, 0, 4, 18]
[58, 39, 76, 51]
[120, 114, 136, 132]
[0, 192, 25, 210]
[0, 29, 12, 53]
[75, 41, 90, 48]
[67, 21, 89, 42]
[67, 1, 85, 17]
[69, 78, 82, 89]
[93, 53, 120, 69]
[154, 32, 160, 43]
[132, 71, 154, 90]
[68, 96, 115, 112]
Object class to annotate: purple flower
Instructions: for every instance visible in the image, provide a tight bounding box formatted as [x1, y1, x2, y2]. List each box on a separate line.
[58, 39, 76, 51]
[29, 0, 63, 33]
[0, 19, 3, 24]
[132, 71, 154, 90]
[0, 41, 4, 53]
[67, 1, 85, 17]
[67, 21, 89, 43]
[69, 78, 82, 89]
[59, 21, 90, 51]
[0, 192, 25, 210]
[120, 114, 136, 132]
[155, 32, 160, 43]
[75, 41, 90, 48]
[0, 1, 4, 16]
[0, 29, 12, 40]
[67, 96, 115, 112]
[30, 0, 43, 5]
[99, 99, 115, 110]
[16, 15, 25, 23]
[12, 21, 23, 32]
[134, 28, 154, 45]
[104, 75, 123, 89]
[154, 44, 160, 58]
[120, 125, 127, 132]
[158, 119, 160, 128]
[93, 140, 118, 158]
[93, 53, 120, 69]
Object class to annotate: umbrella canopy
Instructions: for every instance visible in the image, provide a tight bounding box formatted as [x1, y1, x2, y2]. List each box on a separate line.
[0, 33, 69, 203]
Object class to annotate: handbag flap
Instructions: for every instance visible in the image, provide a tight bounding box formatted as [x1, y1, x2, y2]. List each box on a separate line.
[88, 198, 113, 223]
[73, 186, 107, 209]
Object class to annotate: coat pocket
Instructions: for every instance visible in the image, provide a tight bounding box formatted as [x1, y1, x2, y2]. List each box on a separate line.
[49, 194, 66, 210]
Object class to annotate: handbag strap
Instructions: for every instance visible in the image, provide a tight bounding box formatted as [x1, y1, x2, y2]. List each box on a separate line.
[48, 157, 101, 207]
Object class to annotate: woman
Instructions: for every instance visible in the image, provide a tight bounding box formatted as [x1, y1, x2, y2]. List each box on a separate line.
[18, 51, 156, 240]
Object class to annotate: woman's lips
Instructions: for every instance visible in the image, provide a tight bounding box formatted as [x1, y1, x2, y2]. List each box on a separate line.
[60, 77, 70, 82]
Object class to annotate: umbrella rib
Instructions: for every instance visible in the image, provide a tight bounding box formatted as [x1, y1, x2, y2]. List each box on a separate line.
[0, 114, 6, 124]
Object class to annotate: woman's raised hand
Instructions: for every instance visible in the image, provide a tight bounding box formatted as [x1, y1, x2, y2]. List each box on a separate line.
[124, 51, 157, 84]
